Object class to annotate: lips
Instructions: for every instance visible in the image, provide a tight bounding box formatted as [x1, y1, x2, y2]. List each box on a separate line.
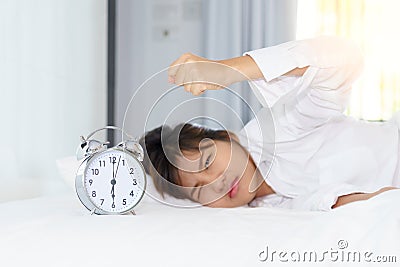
[229, 178, 240, 198]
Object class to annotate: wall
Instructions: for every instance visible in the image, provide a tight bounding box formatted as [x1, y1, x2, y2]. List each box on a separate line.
[0, 0, 107, 202]
[116, 0, 204, 138]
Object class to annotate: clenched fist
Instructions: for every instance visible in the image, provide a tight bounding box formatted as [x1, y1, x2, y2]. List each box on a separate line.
[167, 53, 250, 96]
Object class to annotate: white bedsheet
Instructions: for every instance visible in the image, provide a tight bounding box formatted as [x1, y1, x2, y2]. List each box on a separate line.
[1, 189, 400, 267]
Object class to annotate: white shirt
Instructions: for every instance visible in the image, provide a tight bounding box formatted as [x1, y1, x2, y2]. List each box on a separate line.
[237, 36, 400, 211]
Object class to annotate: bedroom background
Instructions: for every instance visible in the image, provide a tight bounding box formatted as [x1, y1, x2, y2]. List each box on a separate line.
[1, 0, 400, 203]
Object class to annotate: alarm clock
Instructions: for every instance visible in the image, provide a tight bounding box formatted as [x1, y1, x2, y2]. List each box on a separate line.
[75, 126, 146, 215]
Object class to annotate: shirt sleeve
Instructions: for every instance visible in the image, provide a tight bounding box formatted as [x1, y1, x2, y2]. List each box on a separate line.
[244, 36, 364, 134]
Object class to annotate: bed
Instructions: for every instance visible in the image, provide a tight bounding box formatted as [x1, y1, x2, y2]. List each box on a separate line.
[0, 157, 399, 267]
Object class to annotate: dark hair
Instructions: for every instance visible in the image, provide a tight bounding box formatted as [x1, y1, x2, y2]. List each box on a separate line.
[139, 123, 233, 200]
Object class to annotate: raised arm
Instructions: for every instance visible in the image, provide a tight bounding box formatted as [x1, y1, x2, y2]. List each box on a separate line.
[168, 52, 308, 96]
[168, 36, 362, 99]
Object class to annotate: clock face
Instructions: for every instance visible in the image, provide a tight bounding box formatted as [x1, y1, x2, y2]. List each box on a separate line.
[83, 149, 146, 213]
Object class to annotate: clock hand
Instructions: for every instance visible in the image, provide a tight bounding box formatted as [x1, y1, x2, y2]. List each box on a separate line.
[112, 158, 115, 179]
[111, 180, 115, 194]
[111, 156, 120, 209]
[111, 179, 116, 207]
[114, 156, 121, 178]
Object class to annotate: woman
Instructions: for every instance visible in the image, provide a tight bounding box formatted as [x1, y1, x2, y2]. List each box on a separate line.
[139, 36, 399, 211]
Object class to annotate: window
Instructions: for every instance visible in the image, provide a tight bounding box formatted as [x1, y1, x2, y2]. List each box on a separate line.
[297, 0, 400, 120]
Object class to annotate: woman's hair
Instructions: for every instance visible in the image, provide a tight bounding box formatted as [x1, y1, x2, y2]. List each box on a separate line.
[139, 123, 232, 200]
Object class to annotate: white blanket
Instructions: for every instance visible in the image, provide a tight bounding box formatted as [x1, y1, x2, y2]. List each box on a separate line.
[1, 188, 399, 267]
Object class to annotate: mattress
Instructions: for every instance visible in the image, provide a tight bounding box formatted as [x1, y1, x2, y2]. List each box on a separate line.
[1, 187, 399, 267]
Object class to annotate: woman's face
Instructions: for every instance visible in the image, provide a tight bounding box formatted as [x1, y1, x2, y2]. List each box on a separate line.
[176, 139, 263, 207]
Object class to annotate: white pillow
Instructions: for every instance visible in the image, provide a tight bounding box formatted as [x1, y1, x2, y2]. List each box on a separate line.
[55, 156, 198, 207]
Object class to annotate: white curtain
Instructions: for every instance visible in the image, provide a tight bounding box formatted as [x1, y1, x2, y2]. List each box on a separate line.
[201, 0, 298, 130]
[0, 0, 107, 202]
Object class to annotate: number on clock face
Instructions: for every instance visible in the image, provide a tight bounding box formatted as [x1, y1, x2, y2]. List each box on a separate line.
[84, 149, 145, 213]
